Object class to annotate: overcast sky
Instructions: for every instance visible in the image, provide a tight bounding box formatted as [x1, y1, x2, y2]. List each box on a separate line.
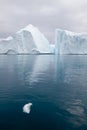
[0, 0, 87, 43]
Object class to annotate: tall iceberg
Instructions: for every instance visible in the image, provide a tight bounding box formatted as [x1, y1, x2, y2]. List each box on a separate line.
[55, 29, 87, 54]
[0, 24, 51, 54]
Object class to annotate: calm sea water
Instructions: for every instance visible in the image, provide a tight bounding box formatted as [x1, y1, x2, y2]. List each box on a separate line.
[0, 55, 87, 130]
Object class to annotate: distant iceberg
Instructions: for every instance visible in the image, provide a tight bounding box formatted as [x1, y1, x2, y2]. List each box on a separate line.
[0, 24, 52, 54]
[55, 29, 87, 54]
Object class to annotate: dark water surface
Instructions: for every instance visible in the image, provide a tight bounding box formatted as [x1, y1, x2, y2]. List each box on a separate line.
[0, 55, 87, 130]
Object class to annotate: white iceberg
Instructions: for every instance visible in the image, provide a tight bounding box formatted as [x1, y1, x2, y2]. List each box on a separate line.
[0, 24, 51, 54]
[23, 103, 32, 114]
[55, 29, 87, 54]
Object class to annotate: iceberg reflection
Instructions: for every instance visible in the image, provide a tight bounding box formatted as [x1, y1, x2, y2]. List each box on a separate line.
[17, 55, 55, 86]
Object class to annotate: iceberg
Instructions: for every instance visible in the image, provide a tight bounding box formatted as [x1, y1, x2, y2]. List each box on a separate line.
[55, 29, 87, 54]
[0, 24, 51, 54]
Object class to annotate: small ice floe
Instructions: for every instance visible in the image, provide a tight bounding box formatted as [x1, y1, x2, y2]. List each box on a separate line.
[23, 103, 32, 114]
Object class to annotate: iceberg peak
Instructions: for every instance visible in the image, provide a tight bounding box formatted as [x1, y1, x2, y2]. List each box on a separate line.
[18, 24, 38, 33]
[26, 24, 35, 29]
[23, 24, 36, 31]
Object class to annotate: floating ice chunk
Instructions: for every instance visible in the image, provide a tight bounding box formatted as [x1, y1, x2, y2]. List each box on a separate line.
[23, 103, 32, 114]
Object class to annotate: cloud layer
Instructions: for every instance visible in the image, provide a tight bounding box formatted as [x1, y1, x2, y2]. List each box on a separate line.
[0, 0, 87, 43]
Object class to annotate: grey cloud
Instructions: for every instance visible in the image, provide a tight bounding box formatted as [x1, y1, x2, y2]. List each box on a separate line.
[0, 0, 87, 43]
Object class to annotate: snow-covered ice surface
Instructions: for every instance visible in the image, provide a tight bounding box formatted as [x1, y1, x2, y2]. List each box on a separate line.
[0, 24, 51, 54]
[23, 103, 32, 114]
[55, 29, 87, 54]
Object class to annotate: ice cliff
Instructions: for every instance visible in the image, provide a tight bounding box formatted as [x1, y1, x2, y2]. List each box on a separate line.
[55, 29, 87, 54]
